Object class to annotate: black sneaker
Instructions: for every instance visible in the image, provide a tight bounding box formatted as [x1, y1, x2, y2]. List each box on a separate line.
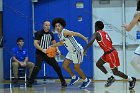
[129, 89, 135, 93]
[129, 77, 136, 90]
[105, 76, 116, 87]
[61, 81, 67, 88]
[27, 82, 32, 87]
[26, 79, 33, 87]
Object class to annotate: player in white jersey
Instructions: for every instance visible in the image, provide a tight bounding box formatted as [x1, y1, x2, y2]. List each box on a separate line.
[122, 0, 140, 73]
[51, 18, 91, 89]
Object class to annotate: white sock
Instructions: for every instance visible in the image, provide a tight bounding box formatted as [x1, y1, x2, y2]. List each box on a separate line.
[127, 76, 133, 81]
[72, 75, 76, 79]
[84, 78, 88, 82]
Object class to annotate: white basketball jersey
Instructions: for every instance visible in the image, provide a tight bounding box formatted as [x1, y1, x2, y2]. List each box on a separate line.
[136, 11, 140, 31]
[134, 11, 140, 54]
[58, 29, 82, 52]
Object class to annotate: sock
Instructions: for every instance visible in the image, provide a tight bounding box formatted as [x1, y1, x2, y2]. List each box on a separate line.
[84, 78, 88, 82]
[127, 76, 133, 81]
[72, 75, 76, 79]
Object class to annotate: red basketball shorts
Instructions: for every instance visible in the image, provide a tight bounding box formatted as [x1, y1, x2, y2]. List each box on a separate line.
[101, 49, 120, 69]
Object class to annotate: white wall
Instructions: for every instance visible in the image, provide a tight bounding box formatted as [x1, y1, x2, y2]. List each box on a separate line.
[0, 48, 3, 81]
[0, 0, 3, 81]
[0, 0, 2, 11]
[92, 0, 140, 80]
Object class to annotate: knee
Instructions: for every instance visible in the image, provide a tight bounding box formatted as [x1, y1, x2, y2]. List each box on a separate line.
[62, 63, 67, 69]
[12, 62, 19, 68]
[31, 63, 35, 68]
[112, 70, 119, 75]
[34, 66, 41, 71]
[96, 62, 102, 68]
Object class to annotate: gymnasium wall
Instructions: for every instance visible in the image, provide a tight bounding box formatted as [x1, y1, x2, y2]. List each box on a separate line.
[0, 0, 2, 11]
[3, 0, 34, 79]
[3, 0, 93, 79]
[92, 0, 140, 80]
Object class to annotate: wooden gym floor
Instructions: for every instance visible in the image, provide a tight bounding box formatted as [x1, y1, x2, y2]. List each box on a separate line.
[0, 80, 139, 93]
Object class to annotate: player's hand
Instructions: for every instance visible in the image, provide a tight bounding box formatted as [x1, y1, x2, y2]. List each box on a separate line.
[57, 49, 61, 55]
[85, 37, 88, 44]
[83, 50, 87, 56]
[122, 24, 129, 31]
[42, 49, 47, 54]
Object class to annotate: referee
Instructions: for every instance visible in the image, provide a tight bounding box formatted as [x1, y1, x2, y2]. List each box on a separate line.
[27, 21, 67, 87]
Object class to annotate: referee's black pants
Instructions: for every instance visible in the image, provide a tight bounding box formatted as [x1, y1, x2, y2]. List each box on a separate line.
[29, 53, 65, 83]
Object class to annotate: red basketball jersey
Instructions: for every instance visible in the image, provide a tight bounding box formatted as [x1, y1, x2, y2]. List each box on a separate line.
[96, 30, 113, 52]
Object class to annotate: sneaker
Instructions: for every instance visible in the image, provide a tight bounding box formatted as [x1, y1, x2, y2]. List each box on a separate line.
[129, 89, 135, 92]
[79, 79, 91, 89]
[68, 77, 80, 86]
[26, 79, 33, 87]
[105, 76, 116, 87]
[129, 77, 136, 90]
[61, 81, 67, 88]
[27, 82, 32, 87]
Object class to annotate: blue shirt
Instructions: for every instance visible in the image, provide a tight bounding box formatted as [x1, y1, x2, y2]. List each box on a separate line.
[12, 46, 28, 61]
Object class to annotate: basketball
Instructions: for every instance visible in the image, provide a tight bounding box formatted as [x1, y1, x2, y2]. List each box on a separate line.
[46, 47, 57, 58]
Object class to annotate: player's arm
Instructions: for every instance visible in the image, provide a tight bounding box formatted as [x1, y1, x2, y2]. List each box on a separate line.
[122, 13, 140, 32]
[64, 30, 88, 43]
[52, 40, 64, 47]
[51, 40, 61, 54]
[84, 32, 99, 52]
[51, 40, 57, 45]
[52, 40, 61, 48]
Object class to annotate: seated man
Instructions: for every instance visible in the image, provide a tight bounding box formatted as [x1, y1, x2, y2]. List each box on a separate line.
[12, 37, 34, 84]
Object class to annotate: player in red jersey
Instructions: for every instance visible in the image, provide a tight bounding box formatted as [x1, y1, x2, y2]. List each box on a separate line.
[84, 21, 136, 90]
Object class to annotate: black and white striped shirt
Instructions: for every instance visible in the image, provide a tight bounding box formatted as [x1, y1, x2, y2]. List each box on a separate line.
[34, 30, 54, 53]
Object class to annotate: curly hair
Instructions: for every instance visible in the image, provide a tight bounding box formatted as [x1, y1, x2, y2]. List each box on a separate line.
[52, 18, 66, 28]
[137, 0, 140, 11]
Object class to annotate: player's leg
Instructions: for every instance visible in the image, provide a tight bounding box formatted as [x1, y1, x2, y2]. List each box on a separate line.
[46, 57, 67, 87]
[72, 49, 91, 89]
[96, 58, 108, 74]
[74, 63, 91, 89]
[27, 54, 43, 87]
[112, 67, 136, 90]
[108, 50, 136, 89]
[130, 54, 140, 73]
[96, 57, 115, 87]
[102, 50, 120, 87]
[62, 59, 74, 77]
[62, 52, 79, 86]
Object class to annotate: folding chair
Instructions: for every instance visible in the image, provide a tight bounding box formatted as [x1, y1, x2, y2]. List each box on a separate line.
[10, 57, 27, 83]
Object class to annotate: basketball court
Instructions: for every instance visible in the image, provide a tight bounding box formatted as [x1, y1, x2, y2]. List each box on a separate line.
[0, 80, 139, 93]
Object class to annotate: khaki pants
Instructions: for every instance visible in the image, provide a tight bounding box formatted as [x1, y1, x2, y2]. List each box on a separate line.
[12, 62, 34, 78]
